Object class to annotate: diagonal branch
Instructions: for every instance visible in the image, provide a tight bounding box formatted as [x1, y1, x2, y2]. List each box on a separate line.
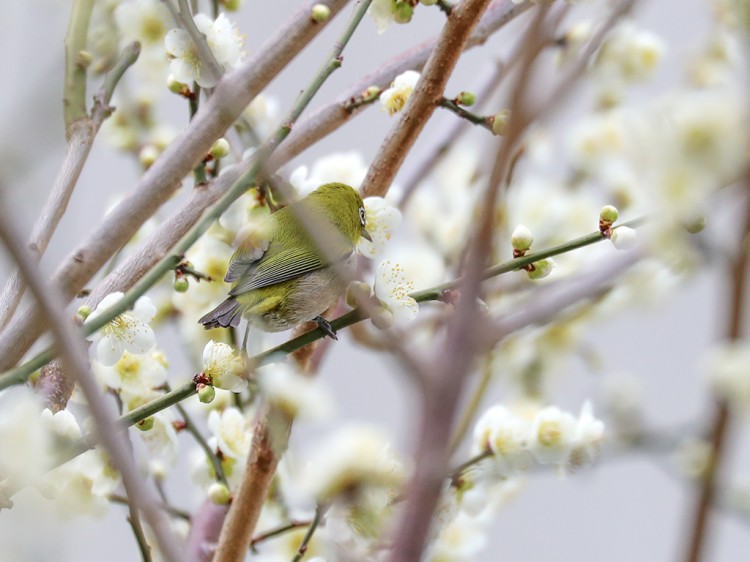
[0, 191, 184, 562]
[0, 42, 141, 331]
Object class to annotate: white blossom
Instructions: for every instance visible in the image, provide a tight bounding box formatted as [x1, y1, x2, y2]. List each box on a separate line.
[570, 401, 605, 467]
[202, 340, 247, 392]
[302, 425, 403, 501]
[207, 407, 252, 461]
[356, 197, 402, 258]
[374, 260, 419, 322]
[289, 151, 369, 196]
[426, 511, 489, 562]
[703, 341, 750, 409]
[472, 405, 532, 476]
[610, 226, 637, 250]
[85, 293, 157, 367]
[368, 0, 396, 33]
[257, 362, 334, 420]
[527, 406, 578, 465]
[92, 349, 168, 396]
[139, 411, 179, 477]
[115, 0, 170, 49]
[165, 13, 244, 88]
[41, 449, 121, 517]
[380, 70, 420, 115]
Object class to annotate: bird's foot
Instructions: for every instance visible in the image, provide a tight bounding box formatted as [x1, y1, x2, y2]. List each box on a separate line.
[314, 315, 338, 341]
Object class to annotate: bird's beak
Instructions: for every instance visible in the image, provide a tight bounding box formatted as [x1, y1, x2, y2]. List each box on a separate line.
[361, 228, 373, 242]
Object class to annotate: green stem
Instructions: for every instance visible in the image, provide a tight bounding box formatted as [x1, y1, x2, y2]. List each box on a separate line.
[0, 219, 645, 391]
[250, 519, 311, 550]
[189, 84, 208, 185]
[174, 399, 229, 488]
[63, 0, 95, 132]
[438, 97, 493, 133]
[291, 504, 326, 562]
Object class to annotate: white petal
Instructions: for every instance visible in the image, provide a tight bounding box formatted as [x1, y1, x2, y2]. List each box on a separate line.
[97, 336, 124, 367]
[125, 324, 156, 355]
[169, 58, 197, 85]
[164, 28, 191, 57]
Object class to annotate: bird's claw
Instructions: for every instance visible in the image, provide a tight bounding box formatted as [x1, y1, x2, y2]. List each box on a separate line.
[314, 315, 338, 341]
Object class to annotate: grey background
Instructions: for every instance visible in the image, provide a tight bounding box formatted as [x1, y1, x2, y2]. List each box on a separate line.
[1, 0, 749, 561]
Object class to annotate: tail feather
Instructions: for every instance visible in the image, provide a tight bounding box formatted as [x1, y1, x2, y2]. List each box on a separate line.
[199, 298, 242, 329]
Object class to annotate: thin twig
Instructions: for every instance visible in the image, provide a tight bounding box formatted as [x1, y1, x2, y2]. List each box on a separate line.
[174, 400, 230, 488]
[683, 183, 750, 562]
[291, 504, 327, 562]
[0, 42, 141, 331]
[438, 97, 494, 132]
[250, 519, 312, 550]
[0, 192, 184, 562]
[127, 505, 154, 562]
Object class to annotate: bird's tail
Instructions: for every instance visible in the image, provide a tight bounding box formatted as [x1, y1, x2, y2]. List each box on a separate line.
[199, 298, 242, 329]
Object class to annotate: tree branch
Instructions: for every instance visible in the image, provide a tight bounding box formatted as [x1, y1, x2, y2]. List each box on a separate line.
[0, 192, 184, 562]
[63, 0, 94, 131]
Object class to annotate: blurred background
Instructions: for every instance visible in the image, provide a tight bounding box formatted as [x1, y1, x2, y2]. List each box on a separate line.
[1, 0, 749, 561]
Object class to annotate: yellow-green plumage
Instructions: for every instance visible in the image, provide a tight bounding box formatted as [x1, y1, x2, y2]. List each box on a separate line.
[199, 182, 369, 333]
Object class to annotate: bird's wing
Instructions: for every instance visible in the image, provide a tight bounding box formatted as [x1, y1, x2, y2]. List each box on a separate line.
[228, 244, 351, 296]
[223, 240, 269, 283]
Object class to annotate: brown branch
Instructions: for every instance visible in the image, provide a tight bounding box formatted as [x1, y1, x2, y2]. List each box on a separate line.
[361, 0, 498, 198]
[683, 183, 750, 562]
[0, 0, 351, 371]
[0, 42, 141, 331]
[185, 498, 230, 562]
[0, 193, 184, 562]
[213, 407, 292, 562]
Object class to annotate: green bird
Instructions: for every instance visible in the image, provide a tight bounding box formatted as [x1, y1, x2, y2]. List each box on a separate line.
[199, 182, 371, 341]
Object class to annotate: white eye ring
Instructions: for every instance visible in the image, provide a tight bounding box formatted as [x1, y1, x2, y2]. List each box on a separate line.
[359, 207, 366, 226]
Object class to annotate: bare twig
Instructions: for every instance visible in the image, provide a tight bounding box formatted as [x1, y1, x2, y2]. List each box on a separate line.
[683, 183, 750, 562]
[0, 0, 351, 372]
[0, 192, 184, 562]
[0, 42, 141, 331]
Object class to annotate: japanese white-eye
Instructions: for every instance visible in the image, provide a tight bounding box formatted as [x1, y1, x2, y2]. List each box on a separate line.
[199, 182, 371, 339]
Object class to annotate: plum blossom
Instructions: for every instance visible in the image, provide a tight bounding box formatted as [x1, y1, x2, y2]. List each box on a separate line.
[85, 293, 157, 367]
[356, 197, 402, 258]
[380, 70, 420, 115]
[374, 260, 419, 322]
[165, 13, 244, 88]
[202, 340, 247, 392]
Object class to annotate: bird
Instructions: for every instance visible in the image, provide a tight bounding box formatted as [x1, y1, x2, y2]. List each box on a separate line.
[199, 182, 371, 342]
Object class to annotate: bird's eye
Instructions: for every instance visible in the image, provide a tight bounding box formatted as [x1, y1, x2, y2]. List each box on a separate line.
[359, 207, 366, 226]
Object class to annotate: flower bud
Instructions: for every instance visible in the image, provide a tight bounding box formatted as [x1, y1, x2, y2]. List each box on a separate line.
[77, 305, 92, 321]
[610, 226, 637, 250]
[600, 205, 619, 225]
[198, 383, 216, 404]
[209, 138, 230, 160]
[527, 258, 556, 280]
[207, 482, 232, 505]
[420, 0, 438, 5]
[511, 225, 533, 252]
[456, 91, 477, 107]
[491, 109, 511, 136]
[393, 3, 414, 24]
[174, 277, 189, 293]
[684, 215, 706, 234]
[221, 0, 242, 11]
[167, 74, 189, 95]
[139, 145, 160, 169]
[346, 281, 372, 309]
[370, 306, 394, 330]
[136, 417, 155, 432]
[364, 86, 381, 99]
[311, 3, 331, 23]
[76, 50, 93, 69]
